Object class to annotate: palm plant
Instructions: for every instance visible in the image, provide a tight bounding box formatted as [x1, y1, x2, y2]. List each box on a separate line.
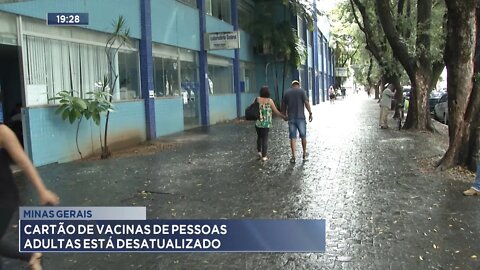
[248, 0, 312, 103]
[101, 16, 130, 159]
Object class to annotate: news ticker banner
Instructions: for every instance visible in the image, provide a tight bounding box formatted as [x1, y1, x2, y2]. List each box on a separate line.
[19, 207, 325, 253]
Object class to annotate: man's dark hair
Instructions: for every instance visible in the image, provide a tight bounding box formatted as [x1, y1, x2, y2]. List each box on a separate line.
[259, 86, 270, 98]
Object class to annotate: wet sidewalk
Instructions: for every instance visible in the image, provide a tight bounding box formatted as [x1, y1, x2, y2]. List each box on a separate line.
[4, 95, 480, 270]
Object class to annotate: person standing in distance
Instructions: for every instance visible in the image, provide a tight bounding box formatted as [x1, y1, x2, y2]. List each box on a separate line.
[282, 80, 313, 163]
[379, 84, 396, 129]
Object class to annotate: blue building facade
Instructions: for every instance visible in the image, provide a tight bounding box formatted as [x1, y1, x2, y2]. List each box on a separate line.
[0, 0, 334, 166]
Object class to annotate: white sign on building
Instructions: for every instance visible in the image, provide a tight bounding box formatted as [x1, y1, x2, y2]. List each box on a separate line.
[205, 31, 240, 50]
[335, 67, 348, 77]
[26, 84, 48, 106]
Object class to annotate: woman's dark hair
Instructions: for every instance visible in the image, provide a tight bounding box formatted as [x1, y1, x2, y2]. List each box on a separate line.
[259, 86, 270, 98]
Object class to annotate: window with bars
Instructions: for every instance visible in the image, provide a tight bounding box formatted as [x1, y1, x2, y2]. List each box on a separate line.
[177, 0, 196, 8]
[206, 0, 231, 23]
[24, 35, 140, 105]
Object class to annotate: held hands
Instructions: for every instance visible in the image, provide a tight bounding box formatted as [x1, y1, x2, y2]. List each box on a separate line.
[39, 189, 60, 206]
[282, 114, 288, 121]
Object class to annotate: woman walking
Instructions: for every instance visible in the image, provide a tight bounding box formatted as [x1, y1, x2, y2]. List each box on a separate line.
[255, 86, 287, 161]
[0, 124, 60, 270]
[328, 86, 336, 104]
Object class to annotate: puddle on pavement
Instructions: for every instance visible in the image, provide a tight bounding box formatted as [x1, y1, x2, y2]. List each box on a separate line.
[378, 137, 414, 143]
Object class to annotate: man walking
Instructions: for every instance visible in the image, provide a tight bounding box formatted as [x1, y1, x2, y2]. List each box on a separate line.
[282, 80, 313, 163]
[379, 84, 396, 129]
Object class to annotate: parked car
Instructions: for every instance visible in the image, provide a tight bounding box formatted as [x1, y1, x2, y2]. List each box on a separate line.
[434, 93, 448, 124]
[429, 90, 445, 112]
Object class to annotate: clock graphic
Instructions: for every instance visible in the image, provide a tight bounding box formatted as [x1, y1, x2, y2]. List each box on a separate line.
[47, 13, 89, 26]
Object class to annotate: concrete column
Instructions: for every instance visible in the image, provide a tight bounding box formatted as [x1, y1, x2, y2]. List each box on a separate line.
[302, 19, 309, 100]
[197, 0, 210, 126]
[312, 0, 319, 105]
[139, 0, 156, 139]
[231, 0, 241, 117]
[319, 35, 325, 102]
[330, 47, 335, 89]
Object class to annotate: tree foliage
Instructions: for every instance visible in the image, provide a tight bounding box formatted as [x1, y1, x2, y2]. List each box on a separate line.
[50, 85, 113, 159]
[330, 0, 405, 96]
[248, 0, 314, 101]
[329, 1, 360, 88]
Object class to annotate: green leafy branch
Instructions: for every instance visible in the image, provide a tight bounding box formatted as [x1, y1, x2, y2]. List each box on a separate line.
[49, 87, 114, 159]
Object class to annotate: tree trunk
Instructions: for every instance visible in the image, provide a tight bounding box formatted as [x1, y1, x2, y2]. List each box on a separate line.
[394, 78, 403, 118]
[374, 83, 380, 100]
[101, 74, 116, 160]
[430, 61, 445, 91]
[377, 77, 387, 103]
[273, 61, 280, 102]
[281, 60, 287, 98]
[366, 57, 375, 98]
[76, 116, 83, 159]
[376, 0, 433, 131]
[397, 0, 406, 15]
[438, 0, 479, 170]
[102, 111, 111, 159]
[403, 71, 432, 130]
[468, 5, 480, 170]
[374, 78, 381, 99]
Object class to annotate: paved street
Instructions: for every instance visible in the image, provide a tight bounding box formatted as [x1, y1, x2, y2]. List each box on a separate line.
[4, 94, 480, 270]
